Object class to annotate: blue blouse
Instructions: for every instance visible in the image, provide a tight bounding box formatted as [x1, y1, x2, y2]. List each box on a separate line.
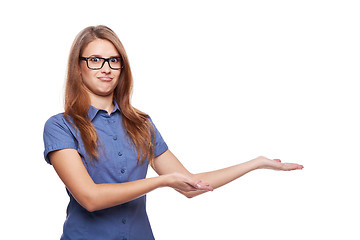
[43, 102, 168, 240]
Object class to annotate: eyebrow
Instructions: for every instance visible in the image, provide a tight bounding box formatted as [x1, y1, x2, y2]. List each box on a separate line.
[88, 54, 121, 58]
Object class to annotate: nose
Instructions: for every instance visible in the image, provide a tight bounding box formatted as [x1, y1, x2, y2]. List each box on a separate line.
[101, 60, 111, 73]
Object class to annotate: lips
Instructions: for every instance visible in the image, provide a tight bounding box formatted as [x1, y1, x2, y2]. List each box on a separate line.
[98, 77, 113, 82]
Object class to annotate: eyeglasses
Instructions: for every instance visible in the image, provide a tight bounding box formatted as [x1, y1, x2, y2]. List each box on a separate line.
[80, 56, 124, 70]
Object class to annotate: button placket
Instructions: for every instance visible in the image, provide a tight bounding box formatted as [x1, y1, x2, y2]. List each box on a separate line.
[108, 115, 129, 179]
[106, 114, 125, 177]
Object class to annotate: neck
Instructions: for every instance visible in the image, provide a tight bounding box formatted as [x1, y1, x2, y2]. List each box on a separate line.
[88, 92, 114, 114]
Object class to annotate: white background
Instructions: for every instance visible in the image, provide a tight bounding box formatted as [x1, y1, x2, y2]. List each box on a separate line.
[1, 0, 359, 239]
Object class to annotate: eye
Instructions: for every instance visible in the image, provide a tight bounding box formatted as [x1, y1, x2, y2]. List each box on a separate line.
[110, 57, 120, 63]
[110, 57, 119, 63]
[89, 57, 101, 62]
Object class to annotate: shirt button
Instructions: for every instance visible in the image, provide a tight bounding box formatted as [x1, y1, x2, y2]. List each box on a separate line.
[118, 152, 122, 156]
[113, 136, 117, 140]
[121, 169, 126, 174]
[122, 218, 127, 224]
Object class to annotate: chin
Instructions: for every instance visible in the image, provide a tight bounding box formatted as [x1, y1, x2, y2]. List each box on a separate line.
[97, 90, 115, 97]
[84, 83, 116, 98]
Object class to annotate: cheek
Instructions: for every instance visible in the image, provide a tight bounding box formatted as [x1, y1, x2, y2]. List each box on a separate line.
[113, 73, 121, 84]
[81, 73, 91, 86]
[81, 69, 97, 84]
[115, 70, 121, 79]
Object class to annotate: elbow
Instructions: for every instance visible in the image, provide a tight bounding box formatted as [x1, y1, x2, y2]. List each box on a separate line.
[82, 192, 107, 212]
[75, 191, 100, 212]
[82, 201, 98, 213]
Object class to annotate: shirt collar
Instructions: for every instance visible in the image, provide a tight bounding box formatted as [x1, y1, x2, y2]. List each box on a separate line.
[88, 100, 121, 121]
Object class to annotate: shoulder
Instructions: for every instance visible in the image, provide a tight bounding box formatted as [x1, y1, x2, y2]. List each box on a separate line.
[43, 113, 79, 164]
[45, 113, 73, 129]
[43, 113, 77, 137]
[146, 115, 157, 127]
[44, 113, 65, 126]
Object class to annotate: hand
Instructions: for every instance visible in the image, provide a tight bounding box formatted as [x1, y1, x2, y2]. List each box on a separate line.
[254, 156, 304, 171]
[165, 172, 214, 192]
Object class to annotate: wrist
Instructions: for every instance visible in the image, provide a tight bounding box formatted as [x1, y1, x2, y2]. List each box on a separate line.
[250, 157, 266, 170]
[158, 174, 171, 188]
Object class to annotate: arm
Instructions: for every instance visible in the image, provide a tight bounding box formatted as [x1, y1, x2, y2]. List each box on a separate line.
[151, 150, 304, 198]
[50, 149, 211, 212]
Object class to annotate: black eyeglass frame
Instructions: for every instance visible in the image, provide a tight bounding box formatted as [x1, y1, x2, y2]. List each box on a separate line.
[80, 56, 125, 70]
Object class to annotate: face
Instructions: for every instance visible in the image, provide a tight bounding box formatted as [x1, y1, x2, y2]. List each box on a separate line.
[80, 39, 122, 98]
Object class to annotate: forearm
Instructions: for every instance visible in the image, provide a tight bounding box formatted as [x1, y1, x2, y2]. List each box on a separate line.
[85, 171, 210, 211]
[194, 159, 259, 188]
[184, 156, 304, 198]
[152, 150, 303, 198]
[152, 150, 262, 198]
[51, 149, 215, 212]
[85, 176, 166, 212]
[184, 159, 260, 198]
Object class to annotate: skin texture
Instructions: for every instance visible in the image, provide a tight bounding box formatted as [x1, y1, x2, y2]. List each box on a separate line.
[50, 39, 304, 212]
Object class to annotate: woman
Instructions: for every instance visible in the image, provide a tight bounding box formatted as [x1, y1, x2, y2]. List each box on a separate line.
[43, 25, 303, 240]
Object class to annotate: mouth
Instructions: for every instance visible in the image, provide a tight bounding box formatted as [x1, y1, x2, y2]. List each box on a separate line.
[98, 77, 113, 82]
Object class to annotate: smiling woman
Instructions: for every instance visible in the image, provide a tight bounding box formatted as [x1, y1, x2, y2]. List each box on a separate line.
[43, 25, 303, 240]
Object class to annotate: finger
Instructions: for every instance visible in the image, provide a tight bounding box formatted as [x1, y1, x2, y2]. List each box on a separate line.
[273, 159, 281, 163]
[195, 180, 214, 191]
[186, 178, 213, 192]
[183, 179, 199, 190]
[282, 163, 304, 170]
[185, 183, 200, 191]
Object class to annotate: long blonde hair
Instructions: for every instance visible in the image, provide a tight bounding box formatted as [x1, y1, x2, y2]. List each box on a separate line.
[64, 25, 155, 164]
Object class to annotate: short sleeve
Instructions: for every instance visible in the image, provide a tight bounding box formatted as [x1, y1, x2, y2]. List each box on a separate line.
[148, 117, 168, 157]
[43, 114, 78, 164]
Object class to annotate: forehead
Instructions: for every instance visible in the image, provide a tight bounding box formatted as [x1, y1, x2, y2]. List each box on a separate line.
[82, 39, 119, 57]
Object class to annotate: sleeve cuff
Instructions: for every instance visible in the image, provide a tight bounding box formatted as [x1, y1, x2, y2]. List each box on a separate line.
[154, 142, 168, 158]
[44, 143, 78, 165]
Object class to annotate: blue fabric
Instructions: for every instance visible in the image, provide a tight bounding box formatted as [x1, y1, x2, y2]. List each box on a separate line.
[43, 102, 168, 240]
